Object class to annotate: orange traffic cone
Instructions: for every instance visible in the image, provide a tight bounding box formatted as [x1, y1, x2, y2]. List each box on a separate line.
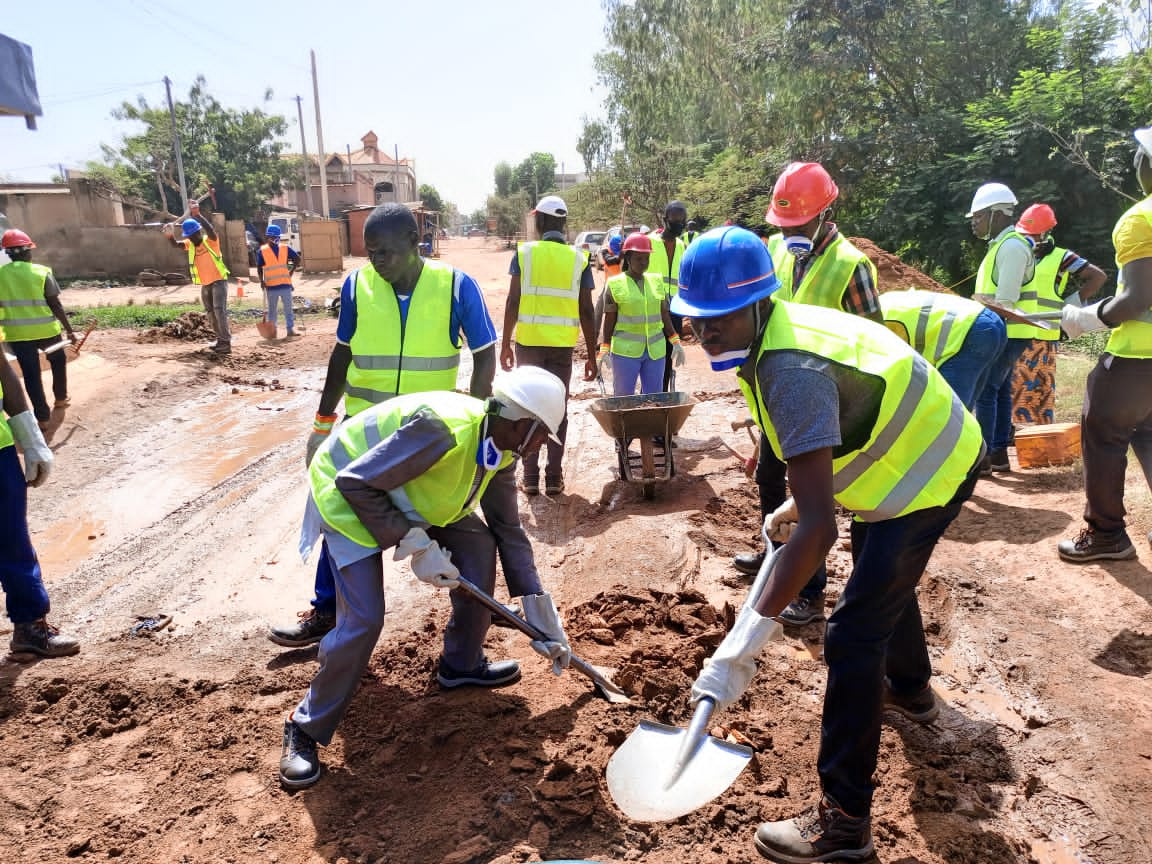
[236, 281, 245, 298]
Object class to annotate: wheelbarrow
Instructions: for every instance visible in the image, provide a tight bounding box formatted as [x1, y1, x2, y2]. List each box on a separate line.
[589, 392, 697, 499]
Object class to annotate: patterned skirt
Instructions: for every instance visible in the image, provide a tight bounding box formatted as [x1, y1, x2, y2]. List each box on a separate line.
[1012, 339, 1057, 425]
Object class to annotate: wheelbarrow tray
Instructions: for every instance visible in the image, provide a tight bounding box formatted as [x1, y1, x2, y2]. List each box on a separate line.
[589, 392, 697, 441]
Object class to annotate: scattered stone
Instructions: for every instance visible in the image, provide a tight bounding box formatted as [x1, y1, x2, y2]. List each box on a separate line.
[66, 836, 91, 857]
[439, 834, 491, 864]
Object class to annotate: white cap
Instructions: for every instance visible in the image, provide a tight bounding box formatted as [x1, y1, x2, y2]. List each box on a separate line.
[966, 182, 1018, 218]
[1135, 127, 1152, 157]
[532, 195, 568, 217]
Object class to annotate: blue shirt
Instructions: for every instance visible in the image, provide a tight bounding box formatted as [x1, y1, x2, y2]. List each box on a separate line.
[507, 231, 595, 293]
[336, 263, 498, 351]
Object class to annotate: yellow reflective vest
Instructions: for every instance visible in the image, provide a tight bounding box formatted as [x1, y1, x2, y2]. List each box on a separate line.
[345, 260, 461, 417]
[515, 240, 587, 347]
[1106, 197, 1152, 359]
[260, 244, 292, 287]
[739, 301, 983, 521]
[972, 229, 1031, 309]
[879, 289, 983, 367]
[647, 232, 685, 298]
[0, 261, 61, 341]
[607, 271, 666, 359]
[310, 392, 516, 549]
[766, 233, 875, 310]
[1010, 247, 1069, 341]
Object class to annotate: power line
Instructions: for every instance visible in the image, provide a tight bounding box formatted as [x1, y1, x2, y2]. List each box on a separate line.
[42, 81, 160, 105]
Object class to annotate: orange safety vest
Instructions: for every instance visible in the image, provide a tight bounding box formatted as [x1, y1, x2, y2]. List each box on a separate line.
[185, 237, 229, 285]
[260, 244, 292, 287]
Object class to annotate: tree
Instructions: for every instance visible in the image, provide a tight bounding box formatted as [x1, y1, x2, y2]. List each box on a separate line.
[511, 152, 557, 199]
[89, 76, 294, 220]
[418, 183, 444, 214]
[577, 119, 614, 175]
[494, 162, 513, 197]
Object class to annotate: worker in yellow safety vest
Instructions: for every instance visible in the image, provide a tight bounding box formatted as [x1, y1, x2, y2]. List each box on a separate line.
[500, 195, 597, 496]
[1057, 127, 1152, 563]
[647, 201, 688, 391]
[0, 334, 79, 657]
[0, 229, 77, 425]
[257, 224, 302, 338]
[279, 368, 573, 790]
[269, 202, 499, 649]
[164, 200, 231, 354]
[672, 226, 983, 863]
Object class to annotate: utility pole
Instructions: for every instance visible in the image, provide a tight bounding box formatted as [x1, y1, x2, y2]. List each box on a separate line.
[310, 50, 329, 219]
[294, 95, 312, 216]
[163, 76, 189, 214]
[393, 143, 401, 203]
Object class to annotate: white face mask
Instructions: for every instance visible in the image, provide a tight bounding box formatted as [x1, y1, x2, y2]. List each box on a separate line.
[709, 348, 753, 371]
[784, 234, 814, 256]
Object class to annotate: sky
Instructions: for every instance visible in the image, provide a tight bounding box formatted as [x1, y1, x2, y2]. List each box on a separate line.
[3, 0, 608, 213]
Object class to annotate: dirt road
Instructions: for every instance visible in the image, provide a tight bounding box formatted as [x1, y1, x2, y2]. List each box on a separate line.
[1, 238, 1149, 864]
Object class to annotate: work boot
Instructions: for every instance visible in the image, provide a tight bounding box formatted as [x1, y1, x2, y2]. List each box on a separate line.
[521, 474, 540, 496]
[755, 796, 874, 863]
[733, 550, 766, 576]
[210, 344, 232, 355]
[544, 476, 564, 496]
[778, 593, 826, 627]
[279, 717, 321, 789]
[883, 681, 940, 724]
[10, 618, 80, 658]
[285, 329, 299, 337]
[1057, 528, 1137, 563]
[268, 609, 336, 647]
[437, 656, 521, 689]
[978, 452, 992, 476]
[988, 448, 1011, 473]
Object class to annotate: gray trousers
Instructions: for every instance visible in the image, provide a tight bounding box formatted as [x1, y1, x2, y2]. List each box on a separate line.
[293, 513, 501, 746]
[514, 342, 572, 481]
[200, 279, 231, 347]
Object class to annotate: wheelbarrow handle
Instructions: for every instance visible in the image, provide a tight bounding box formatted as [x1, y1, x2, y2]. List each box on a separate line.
[452, 577, 630, 701]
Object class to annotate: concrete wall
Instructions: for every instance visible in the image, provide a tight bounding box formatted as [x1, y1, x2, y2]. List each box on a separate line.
[27, 225, 187, 279]
[0, 180, 125, 239]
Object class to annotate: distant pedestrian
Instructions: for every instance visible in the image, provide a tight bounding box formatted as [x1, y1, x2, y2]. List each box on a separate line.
[165, 201, 231, 354]
[0, 229, 77, 426]
[257, 224, 301, 338]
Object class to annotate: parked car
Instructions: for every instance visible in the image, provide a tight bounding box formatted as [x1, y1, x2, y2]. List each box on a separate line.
[574, 230, 606, 265]
[598, 224, 651, 269]
[466, 227, 486, 238]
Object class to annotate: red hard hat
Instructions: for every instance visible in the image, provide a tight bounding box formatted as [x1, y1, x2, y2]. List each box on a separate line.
[1016, 203, 1057, 235]
[765, 162, 839, 227]
[1, 229, 35, 250]
[622, 233, 652, 254]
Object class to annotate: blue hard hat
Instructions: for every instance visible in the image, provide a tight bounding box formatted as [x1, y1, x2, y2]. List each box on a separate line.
[266, 224, 282, 237]
[181, 218, 202, 238]
[608, 234, 623, 255]
[669, 226, 779, 318]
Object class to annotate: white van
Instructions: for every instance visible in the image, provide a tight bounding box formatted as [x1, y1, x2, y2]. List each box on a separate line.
[267, 212, 301, 253]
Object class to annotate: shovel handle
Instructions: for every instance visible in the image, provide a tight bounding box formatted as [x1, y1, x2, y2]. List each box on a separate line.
[665, 697, 717, 788]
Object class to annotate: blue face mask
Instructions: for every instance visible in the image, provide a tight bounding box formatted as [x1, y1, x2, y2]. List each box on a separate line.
[709, 347, 753, 371]
[784, 234, 814, 256]
[477, 435, 502, 470]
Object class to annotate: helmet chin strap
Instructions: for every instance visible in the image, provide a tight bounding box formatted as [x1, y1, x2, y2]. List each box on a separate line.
[516, 419, 541, 456]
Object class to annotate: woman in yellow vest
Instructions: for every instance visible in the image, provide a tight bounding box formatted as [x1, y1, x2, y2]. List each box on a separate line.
[671, 227, 983, 864]
[164, 202, 231, 354]
[1058, 127, 1152, 563]
[0, 229, 78, 424]
[597, 233, 684, 396]
[279, 368, 572, 790]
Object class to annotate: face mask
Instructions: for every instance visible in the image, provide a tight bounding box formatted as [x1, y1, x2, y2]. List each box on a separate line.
[664, 222, 685, 238]
[784, 234, 813, 256]
[477, 435, 502, 470]
[709, 347, 753, 371]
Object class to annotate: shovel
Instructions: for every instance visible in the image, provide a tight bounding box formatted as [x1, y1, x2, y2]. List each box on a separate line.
[606, 538, 781, 822]
[452, 577, 631, 704]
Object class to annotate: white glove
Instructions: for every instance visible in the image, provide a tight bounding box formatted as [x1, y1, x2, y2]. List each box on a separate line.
[394, 526, 460, 588]
[306, 431, 328, 467]
[764, 496, 798, 543]
[8, 411, 53, 487]
[690, 605, 782, 712]
[1061, 300, 1110, 340]
[670, 342, 686, 368]
[521, 591, 571, 675]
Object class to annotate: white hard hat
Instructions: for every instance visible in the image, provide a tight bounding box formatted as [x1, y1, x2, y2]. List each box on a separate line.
[492, 366, 567, 444]
[966, 183, 1018, 218]
[1135, 127, 1152, 157]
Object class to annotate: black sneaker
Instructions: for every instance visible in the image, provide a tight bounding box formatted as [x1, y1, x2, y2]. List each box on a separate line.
[279, 718, 321, 789]
[9, 618, 80, 658]
[755, 797, 874, 863]
[989, 448, 1011, 473]
[883, 682, 940, 723]
[437, 657, 521, 689]
[978, 452, 992, 477]
[733, 550, 766, 576]
[779, 593, 825, 627]
[268, 609, 336, 647]
[1058, 528, 1136, 563]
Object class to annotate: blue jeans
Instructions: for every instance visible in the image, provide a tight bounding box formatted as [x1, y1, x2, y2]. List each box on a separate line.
[818, 464, 978, 817]
[937, 308, 1006, 410]
[0, 445, 51, 624]
[312, 542, 338, 615]
[611, 350, 664, 396]
[975, 337, 1030, 450]
[266, 286, 294, 332]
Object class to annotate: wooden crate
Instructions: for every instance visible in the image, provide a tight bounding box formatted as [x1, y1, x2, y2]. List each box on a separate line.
[1014, 422, 1081, 468]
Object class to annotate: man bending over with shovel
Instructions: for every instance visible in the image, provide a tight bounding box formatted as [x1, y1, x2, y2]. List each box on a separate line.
[671, 227, 983, 862]
[279, 366, 573, 789]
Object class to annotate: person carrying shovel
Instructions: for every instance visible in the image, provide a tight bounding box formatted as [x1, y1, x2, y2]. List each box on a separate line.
[256, 224, 301, 338]
[279, 366, 574, 790]
[670, 227, 983, 863]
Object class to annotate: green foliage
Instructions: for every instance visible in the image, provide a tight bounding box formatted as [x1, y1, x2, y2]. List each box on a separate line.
[577, 119, 614, 175]
[88, 77, 294, 221]
[486, 194, 528, 237]
[510, 153, 557, 199]
[67, 303, 205, 329]
[418, 184, 445, 214]
[494, 162, 513, 198]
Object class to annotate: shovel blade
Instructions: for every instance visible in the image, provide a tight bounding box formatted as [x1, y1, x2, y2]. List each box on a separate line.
[606, 718, 753, 822]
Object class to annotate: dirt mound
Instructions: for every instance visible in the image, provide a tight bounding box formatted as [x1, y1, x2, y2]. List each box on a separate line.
[138, 311, 216, 342]
[849, 237, 950, 293]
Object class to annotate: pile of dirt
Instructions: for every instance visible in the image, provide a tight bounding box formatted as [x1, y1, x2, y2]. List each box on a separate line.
[137, 311, 216, 342]
[849, 237, 950, 293]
